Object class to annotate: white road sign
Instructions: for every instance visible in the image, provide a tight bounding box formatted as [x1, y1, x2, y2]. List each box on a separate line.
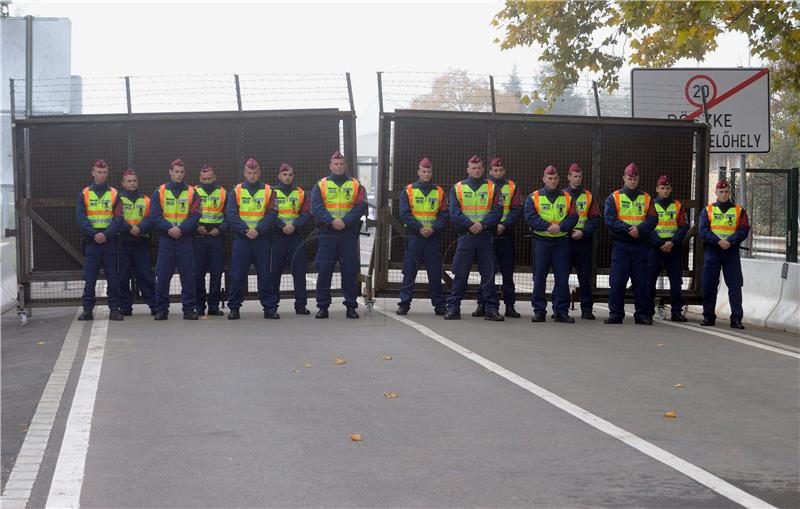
[631, 68, 770, 153]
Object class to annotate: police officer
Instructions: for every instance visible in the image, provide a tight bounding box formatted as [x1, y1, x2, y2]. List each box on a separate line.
[265, 163, 311, 318]
[645, 175, 689, 322]
[76, 159, 124, 321]
[193, 164, 227, 316]
[444, 155, 504, 321]
[699, 178, 750, 329]
[603, 163, 658, 325]
[117, 169, 156, 316]
[151, 159, 201, 321]
[396, 157, 448, 316]
[565, 163, 601, 320]
[525, 165, 578, 323]
[310, 150, 367, 319]
[226, 158, 278, 320]
[474, 157, 522, 318]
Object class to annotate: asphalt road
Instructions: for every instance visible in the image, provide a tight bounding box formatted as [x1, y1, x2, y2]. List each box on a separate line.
[2, 300, 798, 508]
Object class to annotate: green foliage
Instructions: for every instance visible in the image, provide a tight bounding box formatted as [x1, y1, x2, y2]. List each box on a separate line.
[493, 0, 800, 100]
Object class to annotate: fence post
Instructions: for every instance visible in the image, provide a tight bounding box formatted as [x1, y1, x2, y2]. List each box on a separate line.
[592, 81, 601, 119]
[489, 75, 496, 115]
[377, 71, 384, 115]
[789, 168, 799, 263]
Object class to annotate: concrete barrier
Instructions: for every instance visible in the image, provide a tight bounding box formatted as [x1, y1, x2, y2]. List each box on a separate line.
[1, 239, 16, 313]
[702, 258, 799, 333]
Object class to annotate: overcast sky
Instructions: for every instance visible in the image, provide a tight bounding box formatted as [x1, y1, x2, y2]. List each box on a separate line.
[14, 0, 757, 137]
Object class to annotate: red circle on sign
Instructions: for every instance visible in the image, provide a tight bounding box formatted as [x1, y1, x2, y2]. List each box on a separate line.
[685, 75, 718, 107]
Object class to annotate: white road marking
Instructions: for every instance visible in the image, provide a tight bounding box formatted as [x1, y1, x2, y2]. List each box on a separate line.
[375, 305, 777, 509]
[1, 310, 84, 508]
[46, 311, 111, 508]
[595, 304, 799, 360]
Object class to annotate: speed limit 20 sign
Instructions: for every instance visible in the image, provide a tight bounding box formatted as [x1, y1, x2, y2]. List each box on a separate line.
[631, 68, 770, 153]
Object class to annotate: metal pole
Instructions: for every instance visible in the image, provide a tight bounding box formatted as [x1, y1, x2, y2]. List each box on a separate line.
[25, 15, 33, 117]
[124, 76, 132, 114]
[700, 86, 710, 124]
[592, 81, 601, 119]
[718, 165, 727, 181]
[234, 74, 242, 112]
[739, 153, 750, 257]
[788, 168, 799, 263]
[489, 75, 496, 115]
[377, 72, 384, 115]
[345, 72, 355, 113]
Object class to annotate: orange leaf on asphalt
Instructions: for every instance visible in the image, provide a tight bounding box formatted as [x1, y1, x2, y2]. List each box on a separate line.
[674, 383, 685, 389]
[656, 343, 665, 347]
[36, 341, 45, 346]
[304, 363, 313, 368]
[335, 358, 346, 365]
[350, 434, 363, 441]
[383, 355, 393, 360]
[384, 391, 399, 399]
[200, 315, 209, 320]
[664, 411, 677, 418]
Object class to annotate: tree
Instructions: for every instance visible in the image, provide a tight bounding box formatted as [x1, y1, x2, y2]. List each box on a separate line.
[410, 70, 492, 112]
[492, 1, 800, 102]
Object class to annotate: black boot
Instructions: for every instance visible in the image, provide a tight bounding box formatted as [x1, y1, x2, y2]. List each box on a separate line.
[77, 309, 94, 321]
[295, 306, 310, 315]
[531, 312, 546, 323]
[730, 320, 745, 330]
[471, 305, 485, 317]
[120, 309, 133, 317]
[433, 306, 447, 316]
[183, 311, 199, 320]
[484, 309, 504, 321]
[108, 310, 124, 321]
[443, 309, 461, 320]
[264, 309, 280, 319]
[700, 318, 715, 327]
[553, 313, 575, 323]
[504, 305, 521, 318]
[346, 308, 359, 319]
[670, 314, 687, 322]
[581, 310, 596, 320]
[153, 310, 168, 321]
[396, 304, 410, 316]
[227, 309, 240, 320]
[207, 308, 224, 316]
[604, 317, 623, 324]
[315, 308, 329, 319]
[635, 317, 653, 325]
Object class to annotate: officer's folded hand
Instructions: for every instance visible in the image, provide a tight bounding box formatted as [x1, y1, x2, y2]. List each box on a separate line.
[469, 222, 483, 234]
[496, 224, 506, 235]
[168, 226, 182, 239]
[420, 227, 433, 238]
[331, 219, 346, 231]
[130, 226, 140, 237]
[547, 224, 560, 234]
[571, 229, 584, 240]
[661, 241, 673, 253]
[209, 228, 220, 237]
[283, 224, 295, 235]
[628, 226, 640, 238]
[718, 239, 731, 250]
[197, 226, 208, 235]
[94, 232, 106, 244]
[246, 229, 259, 239]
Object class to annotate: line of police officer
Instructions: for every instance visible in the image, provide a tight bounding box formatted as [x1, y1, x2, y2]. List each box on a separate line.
[77, 153, 750, 329]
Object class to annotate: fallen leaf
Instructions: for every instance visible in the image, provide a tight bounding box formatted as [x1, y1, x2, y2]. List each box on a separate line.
[350, 434, 363, 441]
[200, 315, 209, 320]
[36, 341, 45, 346]
[674, 383, 685, 389]
[384, 391, 399, 399]
[656, 343, 665, 347]
[383, 355, 393, 360]
[304, 363, 313, 369]
[663, 411, 677, 418]
[335, 358, 346, 365]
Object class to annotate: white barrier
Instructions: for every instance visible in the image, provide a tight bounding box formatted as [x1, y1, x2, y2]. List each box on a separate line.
[703, 258, 800, 333]
[1, 239, 16, 313]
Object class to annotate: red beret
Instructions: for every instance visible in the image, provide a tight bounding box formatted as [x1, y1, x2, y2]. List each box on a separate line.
[93, 159, 108, 169]
[490, 157, 503, 168]
[121, 169, 136, 177]
[544, 165, 558, 176]
[200, 164, 214, 173]
[170, 158, 185, 168]
[330, 150, 344, 160]
[656, 175, 671, 186]
[278, 163, 294, 173]
[568, 163, 582, 173]
[468, 155, 482, 164]
[418, 157, 432, 168]
[245, 158, 260, 169]
[624, 163, 639, 177]
[716, 178, 731, 190]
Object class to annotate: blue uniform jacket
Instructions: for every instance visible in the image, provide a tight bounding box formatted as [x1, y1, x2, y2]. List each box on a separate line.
[699, 200, 750, 250]
[564, 186, 601, 237]
[310, 173, 368, 233]
[399, 181, 449, 236]
[648, 196, 689, 247]
[274, 183, 312, 232]
[195, 183, 229, 234]
[449, 177, 503, 235]
[150, 181, 202, 237]
[76, 183, 124, 239]
[524, 187, 579, 241]
[224, 181, 278, 238]
[603, 187, 658, 244]
[489, 176, 523, 231]
[119, 190, 154, 243]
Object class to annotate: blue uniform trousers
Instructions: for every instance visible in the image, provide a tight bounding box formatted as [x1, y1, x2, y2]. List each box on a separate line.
[702, 247, 744, 322]
[228, 236, 270, 310]
[645, 245, 684, 318]
[117, 240, 155, 313]
[81, 240, 120, 311]
[193, 235, 225, 312]
[477, 234, 516, 307]
[532, 237, 571, 314]
[446, 234, 498, 312]
[155, 235, 196, 313]
[398, 234, 445, 308]
[315, 229, 360, 309]
[569, 237, 594, 312]
[608, 241, 649, 321]
[265, 233, 308, 311]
